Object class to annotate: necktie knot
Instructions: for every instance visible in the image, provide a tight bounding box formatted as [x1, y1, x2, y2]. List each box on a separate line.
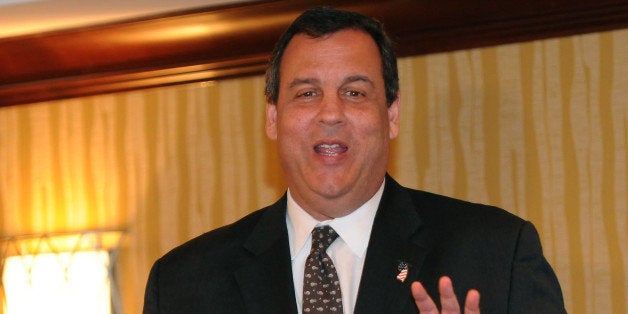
[310, 225, 339, 254]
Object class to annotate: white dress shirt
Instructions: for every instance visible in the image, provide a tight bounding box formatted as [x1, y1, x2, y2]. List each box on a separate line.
[286, 181, 384, 314]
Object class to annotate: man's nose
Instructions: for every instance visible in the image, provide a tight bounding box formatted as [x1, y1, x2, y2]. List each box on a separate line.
[317, 94, 345, 126]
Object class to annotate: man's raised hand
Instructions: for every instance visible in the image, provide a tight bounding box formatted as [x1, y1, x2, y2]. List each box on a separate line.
[411, 276, 480, 314]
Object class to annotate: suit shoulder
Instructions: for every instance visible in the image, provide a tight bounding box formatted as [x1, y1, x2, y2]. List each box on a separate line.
[404, 187, 525, 228]
[158, 207, 268, 264]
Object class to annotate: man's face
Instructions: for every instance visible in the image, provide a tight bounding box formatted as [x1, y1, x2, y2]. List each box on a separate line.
[266, 29, 399, 220]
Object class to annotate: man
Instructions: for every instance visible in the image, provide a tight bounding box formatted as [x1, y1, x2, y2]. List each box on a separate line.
[143, 7, 565, 313]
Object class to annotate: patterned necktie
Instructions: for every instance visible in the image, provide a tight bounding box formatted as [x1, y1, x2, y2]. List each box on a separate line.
[302, 225, 343, 313]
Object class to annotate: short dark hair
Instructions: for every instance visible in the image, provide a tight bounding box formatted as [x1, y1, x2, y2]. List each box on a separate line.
[264, 7, 399, 106]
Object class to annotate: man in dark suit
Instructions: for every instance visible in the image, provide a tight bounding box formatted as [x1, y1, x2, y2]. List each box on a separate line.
[143, 7, 565, 313]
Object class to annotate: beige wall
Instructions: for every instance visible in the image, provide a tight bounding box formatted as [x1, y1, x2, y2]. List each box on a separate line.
[1, 28, 627, 313]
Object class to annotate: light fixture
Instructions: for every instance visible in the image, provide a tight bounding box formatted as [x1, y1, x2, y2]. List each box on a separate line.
[0, 229, 124, 314]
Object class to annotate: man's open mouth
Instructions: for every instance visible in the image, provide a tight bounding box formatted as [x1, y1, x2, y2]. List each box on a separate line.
[314, 143, 348, 157]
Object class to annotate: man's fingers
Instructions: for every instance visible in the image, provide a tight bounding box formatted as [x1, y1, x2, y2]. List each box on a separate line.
[412, 277, 481, 314]
[464, 289, 481, 314]
[411, 281, 439, 314]
[438, 276, 461, 314]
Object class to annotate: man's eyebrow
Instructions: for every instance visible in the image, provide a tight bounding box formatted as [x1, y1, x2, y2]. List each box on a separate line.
[288, 78, 320, 88]
[343, 75, 374, 86]
[287, 75, 374, 88]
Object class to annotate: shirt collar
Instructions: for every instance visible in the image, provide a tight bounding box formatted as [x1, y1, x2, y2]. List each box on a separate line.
[286, 181, 385, 259]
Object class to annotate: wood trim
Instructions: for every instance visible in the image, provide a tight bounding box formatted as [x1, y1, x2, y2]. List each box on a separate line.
[1, 0, 628, 107]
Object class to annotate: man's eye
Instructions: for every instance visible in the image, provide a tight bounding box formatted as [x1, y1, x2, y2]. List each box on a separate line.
[299, 91, 316, 97]
[345, 90, 363, 97]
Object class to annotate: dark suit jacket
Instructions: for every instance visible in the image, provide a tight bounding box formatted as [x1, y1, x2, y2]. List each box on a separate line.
[143, 175, 565, 313]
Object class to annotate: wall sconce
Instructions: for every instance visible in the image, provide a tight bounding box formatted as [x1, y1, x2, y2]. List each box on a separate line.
[0, 229, 124, 314]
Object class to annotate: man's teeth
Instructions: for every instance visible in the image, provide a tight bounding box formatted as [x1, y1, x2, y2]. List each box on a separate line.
[315, 144, 344, 156]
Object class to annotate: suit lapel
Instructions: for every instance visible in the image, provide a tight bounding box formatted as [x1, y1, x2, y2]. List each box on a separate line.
[233, 196, 298, 314]
[231, 177, 433, 313]
[354, 176, 434, 313]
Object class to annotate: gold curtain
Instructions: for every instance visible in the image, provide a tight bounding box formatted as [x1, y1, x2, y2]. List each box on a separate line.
[1, 29, 626, 313]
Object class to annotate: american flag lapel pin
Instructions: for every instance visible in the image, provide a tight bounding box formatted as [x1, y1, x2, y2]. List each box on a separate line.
[396, 261, 409, 282]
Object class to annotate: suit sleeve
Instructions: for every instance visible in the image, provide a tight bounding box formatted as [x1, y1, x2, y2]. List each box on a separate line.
[143, 261, 160, 314]
[508, 221, 566, 313]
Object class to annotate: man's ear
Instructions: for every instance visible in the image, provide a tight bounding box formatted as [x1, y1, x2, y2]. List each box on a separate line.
[388, 93, 400, 140]
[266, 102, 278, 140]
